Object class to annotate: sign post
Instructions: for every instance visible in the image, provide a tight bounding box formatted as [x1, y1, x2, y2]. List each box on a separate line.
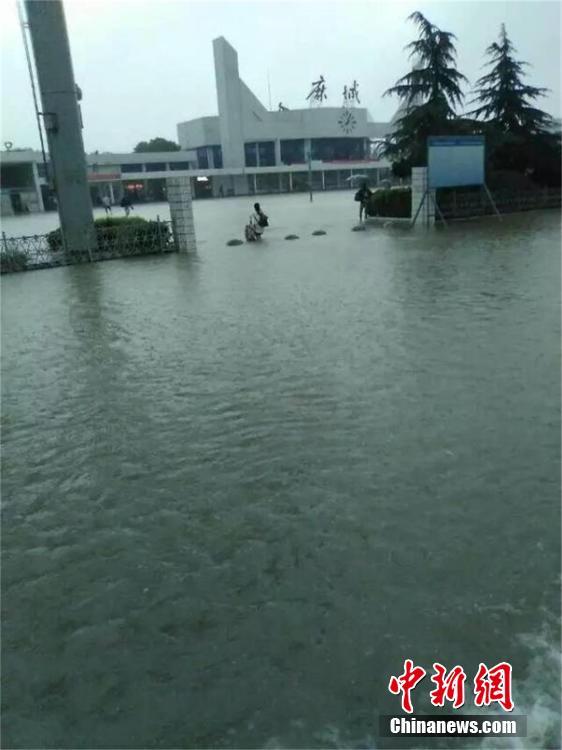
[412, 135, 500, 227]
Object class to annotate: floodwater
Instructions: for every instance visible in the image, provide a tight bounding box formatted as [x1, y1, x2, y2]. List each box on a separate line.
[2, 193, 561, 749]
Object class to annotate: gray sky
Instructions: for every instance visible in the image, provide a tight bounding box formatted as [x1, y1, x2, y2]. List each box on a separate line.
[1, 0, 560, 153]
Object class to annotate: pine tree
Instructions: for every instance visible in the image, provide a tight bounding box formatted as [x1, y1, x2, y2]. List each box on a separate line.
[469, 25, 559, 184]
[470, 24, 552, 134]
[381, 12, 468, 170]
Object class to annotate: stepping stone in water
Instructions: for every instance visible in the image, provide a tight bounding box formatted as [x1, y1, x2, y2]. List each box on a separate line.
[312, 230, 327, 236]
[226, 239, 243, 246]
[285, 234, 299, 240]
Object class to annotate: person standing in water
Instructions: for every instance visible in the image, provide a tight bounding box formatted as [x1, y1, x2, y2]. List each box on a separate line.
[355, 181, 372, 222]
[120, 192, 134, 217]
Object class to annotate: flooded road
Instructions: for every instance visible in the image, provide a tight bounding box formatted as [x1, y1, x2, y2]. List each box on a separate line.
[2, 194, 560, 748]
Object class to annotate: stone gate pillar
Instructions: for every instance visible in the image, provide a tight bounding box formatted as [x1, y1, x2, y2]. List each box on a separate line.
[166, 176, 196, 253]
[411, 167, 435, 227]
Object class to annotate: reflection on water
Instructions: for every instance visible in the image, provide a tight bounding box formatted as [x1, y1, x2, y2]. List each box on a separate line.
[1, 196, 560, 748]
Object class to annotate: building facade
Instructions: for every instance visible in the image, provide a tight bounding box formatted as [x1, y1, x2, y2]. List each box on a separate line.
[0, 149, 200, 216]
[1, 37, 394, 216]
[177, 36, 391, 191]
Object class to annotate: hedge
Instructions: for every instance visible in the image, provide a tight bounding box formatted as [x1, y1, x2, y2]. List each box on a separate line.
[366, 188, 411, 218]
[46, 216, 170, 254]
[0, 250, 28, 273]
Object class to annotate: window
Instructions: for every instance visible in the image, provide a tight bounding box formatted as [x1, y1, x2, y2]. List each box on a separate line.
[245, 143, 257, 167]
[245, 142, 275, 167]
[169, 162, 191, 171]
[121, 163, 140, 173]
[281, 139, 305, 165]
[311, 138, 366, 162]
[257, 141, 275, 167]
[0, 164, 34, 188]
[145, 162, 166, 172]
[211, 145, 223, 169]
[36, 162, 48, 179]
[196, 148, 209, 169]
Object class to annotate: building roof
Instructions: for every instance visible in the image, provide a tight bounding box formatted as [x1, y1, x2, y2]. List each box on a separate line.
[0, 149, 40, 164]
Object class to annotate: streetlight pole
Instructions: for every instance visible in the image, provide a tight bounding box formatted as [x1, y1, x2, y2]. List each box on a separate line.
[24, 0, 95, 257]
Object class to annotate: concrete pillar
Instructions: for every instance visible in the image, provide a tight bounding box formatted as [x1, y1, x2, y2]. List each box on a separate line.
[25, 0, 95, 255]
[411, 167, 435, 226]
[289, 173, 293, 192]
[166, 177, 196, 253]
[274, 139, 281, 166]
[108, 183, 115, 204]
[321, 171, 325, 191]
[32, 162, 44, 211]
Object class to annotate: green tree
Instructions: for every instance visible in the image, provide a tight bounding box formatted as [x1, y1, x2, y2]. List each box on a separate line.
[470, 24, 552, 134]
[469, 25, 560, 185]
[381, 12, 468, 171]
[134, 137, 180, 153]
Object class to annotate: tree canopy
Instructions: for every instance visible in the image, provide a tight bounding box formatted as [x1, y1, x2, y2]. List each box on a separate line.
[379, 14, 559, 185]
[469, 24, 559, 184]
[381, 12, 468, 170]
[133, 137, 180, 153]
[469, 24, 552, 134]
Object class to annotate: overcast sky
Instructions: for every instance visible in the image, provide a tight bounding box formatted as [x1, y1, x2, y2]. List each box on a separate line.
[0, 0, 560, 153]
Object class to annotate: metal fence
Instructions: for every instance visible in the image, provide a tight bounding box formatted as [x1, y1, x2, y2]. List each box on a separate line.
[437, 188, 561, 220]
[1, 217, 175, 274]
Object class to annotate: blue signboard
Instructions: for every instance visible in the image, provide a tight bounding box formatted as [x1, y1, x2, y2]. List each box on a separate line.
[427, 136, 485, 189]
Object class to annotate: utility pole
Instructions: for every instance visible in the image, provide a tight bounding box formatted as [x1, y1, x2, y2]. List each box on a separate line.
[24, 0, 95, 257]
[308, 148, 313, 203]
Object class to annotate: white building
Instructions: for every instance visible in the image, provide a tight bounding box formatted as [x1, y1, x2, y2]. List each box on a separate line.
[1, 37, 394, 215]
[0, 149, 199, 216]
[177, 37, 392, 196]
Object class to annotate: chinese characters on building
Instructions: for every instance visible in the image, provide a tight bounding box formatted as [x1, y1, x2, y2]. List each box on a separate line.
[339, 80, 360, 133]
[343, 80, 360, 106]
[306, 76, 327, 105]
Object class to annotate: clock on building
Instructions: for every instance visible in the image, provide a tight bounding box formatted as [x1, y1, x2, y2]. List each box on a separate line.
[338, 109, 357, 134]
